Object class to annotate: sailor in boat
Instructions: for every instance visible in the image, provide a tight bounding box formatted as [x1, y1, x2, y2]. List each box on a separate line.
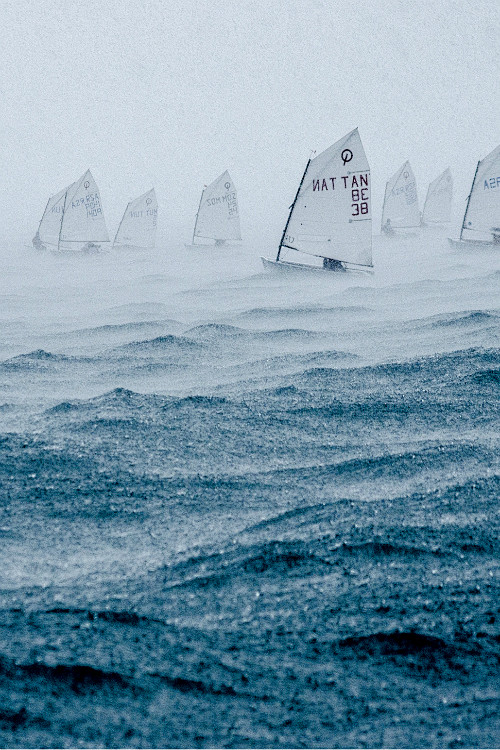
[32, 231, 45, 251]
[323, 257, 346, 272]
[81, 242, 101, 254]
[492, 228, 500, 245]
[381, 218, 395, 236]
[215, 239, 226, 247]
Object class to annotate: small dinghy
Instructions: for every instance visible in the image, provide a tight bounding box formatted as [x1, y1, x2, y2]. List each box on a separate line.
[381, 161, 420, 236]
[186, 171, 241, 248]
[32, 186, 68, 251]
[113, 188, 158, 251]
[262, 128, 373, 274]
[421, 168, 453, 227]
[34, 170, 109, 254]
[449, 144, 500, 249]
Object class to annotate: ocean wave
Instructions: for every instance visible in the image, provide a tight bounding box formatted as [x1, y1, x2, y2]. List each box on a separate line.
[419, 310, 500, 330]
[113, 334, 203, 354]
[0, 349, 74, 370]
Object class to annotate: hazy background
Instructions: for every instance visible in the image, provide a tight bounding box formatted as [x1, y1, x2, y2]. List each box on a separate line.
[2, 0, 499, 245]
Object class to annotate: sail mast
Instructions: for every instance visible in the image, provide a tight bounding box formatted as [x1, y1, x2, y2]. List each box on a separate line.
[57, 189, 69, 252]
[192, 188, 205, 245]
[277, 158, 311, 262]
[460, 160, 480, 241]
[381, 181, 390, 231]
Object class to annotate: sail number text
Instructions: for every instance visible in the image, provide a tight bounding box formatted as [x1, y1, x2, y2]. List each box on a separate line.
[312, 172, 369, 217]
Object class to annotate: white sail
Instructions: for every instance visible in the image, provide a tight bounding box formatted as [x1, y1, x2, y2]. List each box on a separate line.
[281, 128, 372, 267]
[36, 185, 69, 248]
[422, 168, 453, 224]
[193, 171, 241, 242]
[114, 188, 158, 249]
[461, 144, 500, 242]
[381, 161, 420, 230]
[59, 170, 109, 247]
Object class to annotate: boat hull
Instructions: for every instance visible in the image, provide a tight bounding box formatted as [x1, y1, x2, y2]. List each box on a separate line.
[448, 238, 500, 250]
[261, 257, 373, 274]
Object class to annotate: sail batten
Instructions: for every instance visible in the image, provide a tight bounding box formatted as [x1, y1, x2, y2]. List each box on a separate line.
[460, 145, 500, 242]
[193, 171, 241, 243]
[114, 188, 157, 249]
[279, 128, 372, 267]
[381, 161, 420, 230]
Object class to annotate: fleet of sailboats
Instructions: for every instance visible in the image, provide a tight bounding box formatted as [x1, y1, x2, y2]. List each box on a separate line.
[30, 138, 499, 266]
[449, 144, 500, 249]
[262, 128, 373, 273]
[33, 170, 109, 254]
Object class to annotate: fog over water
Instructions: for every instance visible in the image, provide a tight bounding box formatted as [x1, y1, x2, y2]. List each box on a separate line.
[1, 2, 500, 748]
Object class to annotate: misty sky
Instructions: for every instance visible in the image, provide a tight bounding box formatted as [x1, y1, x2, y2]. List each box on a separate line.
[2, 0, 499, 243]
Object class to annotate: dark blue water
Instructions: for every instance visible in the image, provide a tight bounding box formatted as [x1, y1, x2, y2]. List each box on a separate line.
[0, 239, 499, 747]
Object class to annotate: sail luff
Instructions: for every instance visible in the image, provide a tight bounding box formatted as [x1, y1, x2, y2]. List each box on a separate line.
[277, 158, 311, 262]
[58, 189, 69, 252]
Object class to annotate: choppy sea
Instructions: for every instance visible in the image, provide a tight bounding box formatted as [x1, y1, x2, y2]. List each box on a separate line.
[0, 233, 499, 748]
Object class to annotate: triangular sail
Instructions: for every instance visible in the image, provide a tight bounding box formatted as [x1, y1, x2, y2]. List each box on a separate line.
[114, 188, 158, 249]
[35, 185, 69, 248]
[381, 161, 420, 229]
[59, 170, 109, 246]
[193, 171, 241, 242]
[461, 144, 500, 242]
[280, 128, 372, 267]
[422, 168, 453, 224]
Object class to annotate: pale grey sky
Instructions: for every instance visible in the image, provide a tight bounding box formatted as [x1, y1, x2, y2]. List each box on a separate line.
[2, 0, 499, 242]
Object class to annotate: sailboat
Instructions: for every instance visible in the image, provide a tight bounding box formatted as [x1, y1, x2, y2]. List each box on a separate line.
[261, 128, 373, 273]
[33, 170, 109, 253]
[381, 161, 420, 236]
[32, 186, 68, 251]
[113, 188, 158, 251]
[421, 168, 453, 227]
[449, 144, 500, 249]
[187, 171, 241, 247]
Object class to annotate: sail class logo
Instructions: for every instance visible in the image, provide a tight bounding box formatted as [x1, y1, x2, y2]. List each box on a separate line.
[224, 182, 231, 190]
[341, 149, 353, 165]
[84, 181, 90, 189]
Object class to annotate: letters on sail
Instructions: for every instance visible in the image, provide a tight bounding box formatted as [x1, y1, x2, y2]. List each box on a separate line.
[114, 189, 158, 249]
[461, 144, 500, 243]
[422, 168, 453, 225]
[59, 170, 109, 249]
[381, 161, 420, 230]
[280, 128, 372, 267]
[193, 171, 241, 244]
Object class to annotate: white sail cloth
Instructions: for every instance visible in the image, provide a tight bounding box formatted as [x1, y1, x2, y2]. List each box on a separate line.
[36, 186, 68, 248]
[381, 161, 420, 229]
[461, 145, 500, 242]
[422, 168, 453, 224]
[59, 170, 109, 248]
[282, 128, 372, 267]
[193, 171, 241, 242]
[114, 189, 158, 249]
